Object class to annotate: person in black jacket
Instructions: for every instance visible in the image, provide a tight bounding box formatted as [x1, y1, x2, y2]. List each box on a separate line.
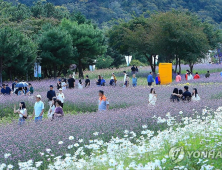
[47, 85, 56, 106]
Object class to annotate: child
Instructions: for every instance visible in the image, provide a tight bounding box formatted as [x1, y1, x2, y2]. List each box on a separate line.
[132, 74, 137, 87]
[155, 73, 161, 85]
[124, 75, 130, 87]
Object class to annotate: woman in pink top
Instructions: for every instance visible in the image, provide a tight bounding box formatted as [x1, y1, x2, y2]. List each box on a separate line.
[175, 72, 182, 82]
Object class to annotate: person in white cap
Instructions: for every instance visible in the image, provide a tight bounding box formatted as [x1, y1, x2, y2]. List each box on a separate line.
[31, 94, 44, 122]
[57, 88, 65, 108]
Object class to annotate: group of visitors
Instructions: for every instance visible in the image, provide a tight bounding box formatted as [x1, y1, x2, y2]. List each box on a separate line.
[147, 72, 161, 86]
[171, 86, 200, 102]
[1, 79, 34, 96]
[96, 73, 118, 86]
[131, 65, 139, 74]
[14, 88, 109, 125]
[57, 75, 91, 90]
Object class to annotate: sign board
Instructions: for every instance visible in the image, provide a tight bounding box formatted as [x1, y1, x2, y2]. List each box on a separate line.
[125, 56, 132, 66]
[159, 63, 172, 85]
[34, 63, 41, 78]
[89, 65, 95, 71]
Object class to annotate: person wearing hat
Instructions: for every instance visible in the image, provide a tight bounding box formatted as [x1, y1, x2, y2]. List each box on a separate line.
[47, 85, 56, 106]
[57, 88, 65, 108]
[98, 90, 109, 111]
[1, 84, 11, 95]
[155, 73, 161, 85]
[31, 94, 44, 122]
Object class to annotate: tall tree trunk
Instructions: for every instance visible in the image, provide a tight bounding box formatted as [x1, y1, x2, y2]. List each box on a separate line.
[179, 58, 181, 74]
[78, 58, 84, 78]
[145, 54, 155, 73]
[189, 63, 193, 74]
[0, 57, 2, 84]
[175, 55, 178, 73]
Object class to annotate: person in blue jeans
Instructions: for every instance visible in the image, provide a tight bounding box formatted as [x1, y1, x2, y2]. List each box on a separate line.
[147, 72, 154, 86]
[31, 94, 44, 123]
[132, 74, 137, 87]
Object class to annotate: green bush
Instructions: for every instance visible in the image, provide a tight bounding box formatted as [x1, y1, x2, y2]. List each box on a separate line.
[129, 59, 146, 66]
[96, 56, 114, 69]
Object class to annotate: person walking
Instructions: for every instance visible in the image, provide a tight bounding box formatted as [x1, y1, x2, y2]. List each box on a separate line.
[148, 88, 157, 106]
[131, 65, 136, 74]
[175, 72, 182, 82]
[194, 72, 200, 79]
[57, 88, 65, 108]
[98, 90, 109, 111]
[147, 72, 154, 86]
[85, 75, 90, 87]
[61, 78, 67, 90]
[68, 75, 75, 89]
[47, 85, 56, 106]
[1, 84, 11, 95]
[135, 66, 139, 73]
[124, 75, 130, 87]
[155, 73, 161, 85]
[31, 95, 44, 123]
[53, 100, 64, 119]
[123, 71, 127, 87]
[48, 97, 56, 119]
[132, 74, 137, 87]
[112, 73, 117, 86]
[14, 102, 27, 125]
[205, 71, 210, 78]
[57, 80, 62, 90]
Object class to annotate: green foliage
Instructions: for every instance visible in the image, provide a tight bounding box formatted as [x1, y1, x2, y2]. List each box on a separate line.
[60, 19, 107, 78]
[38, 24, 74, 78]
[96, 56, 114, 69]
[130, 60, 146, 67]
[0, 26, 37, 83]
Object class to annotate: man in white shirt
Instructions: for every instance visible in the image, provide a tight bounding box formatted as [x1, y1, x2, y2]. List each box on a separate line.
[31, 94, 44, 123]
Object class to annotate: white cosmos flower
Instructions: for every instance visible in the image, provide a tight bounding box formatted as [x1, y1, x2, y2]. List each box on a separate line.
[74, 143, 79, 147]
[93, 132, 99, 136]
[68, 145, 73, 149]
[142, 125, 148, 129]
[58, 141, 63, 145]
[46, 148, 51, 153]
[35, 161, 43, 168]
[179, 111, 183, 114]
[69, 136, 74, 140]
[4, 153, 11, 159]
[78, 139, 83, 143]
[7, 164, 13, 169]
[109, 159, 116, 167]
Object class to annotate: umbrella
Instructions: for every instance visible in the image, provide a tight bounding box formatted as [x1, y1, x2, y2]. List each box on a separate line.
[15, 82, 28, 88]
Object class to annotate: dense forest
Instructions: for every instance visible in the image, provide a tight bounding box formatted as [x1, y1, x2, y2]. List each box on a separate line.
[6, 0, 222, 25]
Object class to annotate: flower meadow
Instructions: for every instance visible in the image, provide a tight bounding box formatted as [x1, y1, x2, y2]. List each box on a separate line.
[0, 65, 222, 169]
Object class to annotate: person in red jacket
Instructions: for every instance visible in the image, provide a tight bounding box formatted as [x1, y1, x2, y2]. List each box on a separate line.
[194, 72, 200, 79]
[185, 70, 189, 80]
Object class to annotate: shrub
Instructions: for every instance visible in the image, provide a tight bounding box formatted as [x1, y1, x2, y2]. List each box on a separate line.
[96, 56, 114, 69]
[129, 59, 146, 66]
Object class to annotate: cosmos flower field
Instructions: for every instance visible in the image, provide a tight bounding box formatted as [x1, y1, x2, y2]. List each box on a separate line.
[1, 65, 222, 169]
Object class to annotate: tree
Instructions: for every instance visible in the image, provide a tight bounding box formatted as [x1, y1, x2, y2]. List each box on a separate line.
[38, 24, 74, 78]
[0, 26, 37, 83]
[61, 19, 107, 78]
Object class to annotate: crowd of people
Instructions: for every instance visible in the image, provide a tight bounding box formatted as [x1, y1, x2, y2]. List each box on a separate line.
[1, 66, 219, 126]
[0, 79, 34, 96]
